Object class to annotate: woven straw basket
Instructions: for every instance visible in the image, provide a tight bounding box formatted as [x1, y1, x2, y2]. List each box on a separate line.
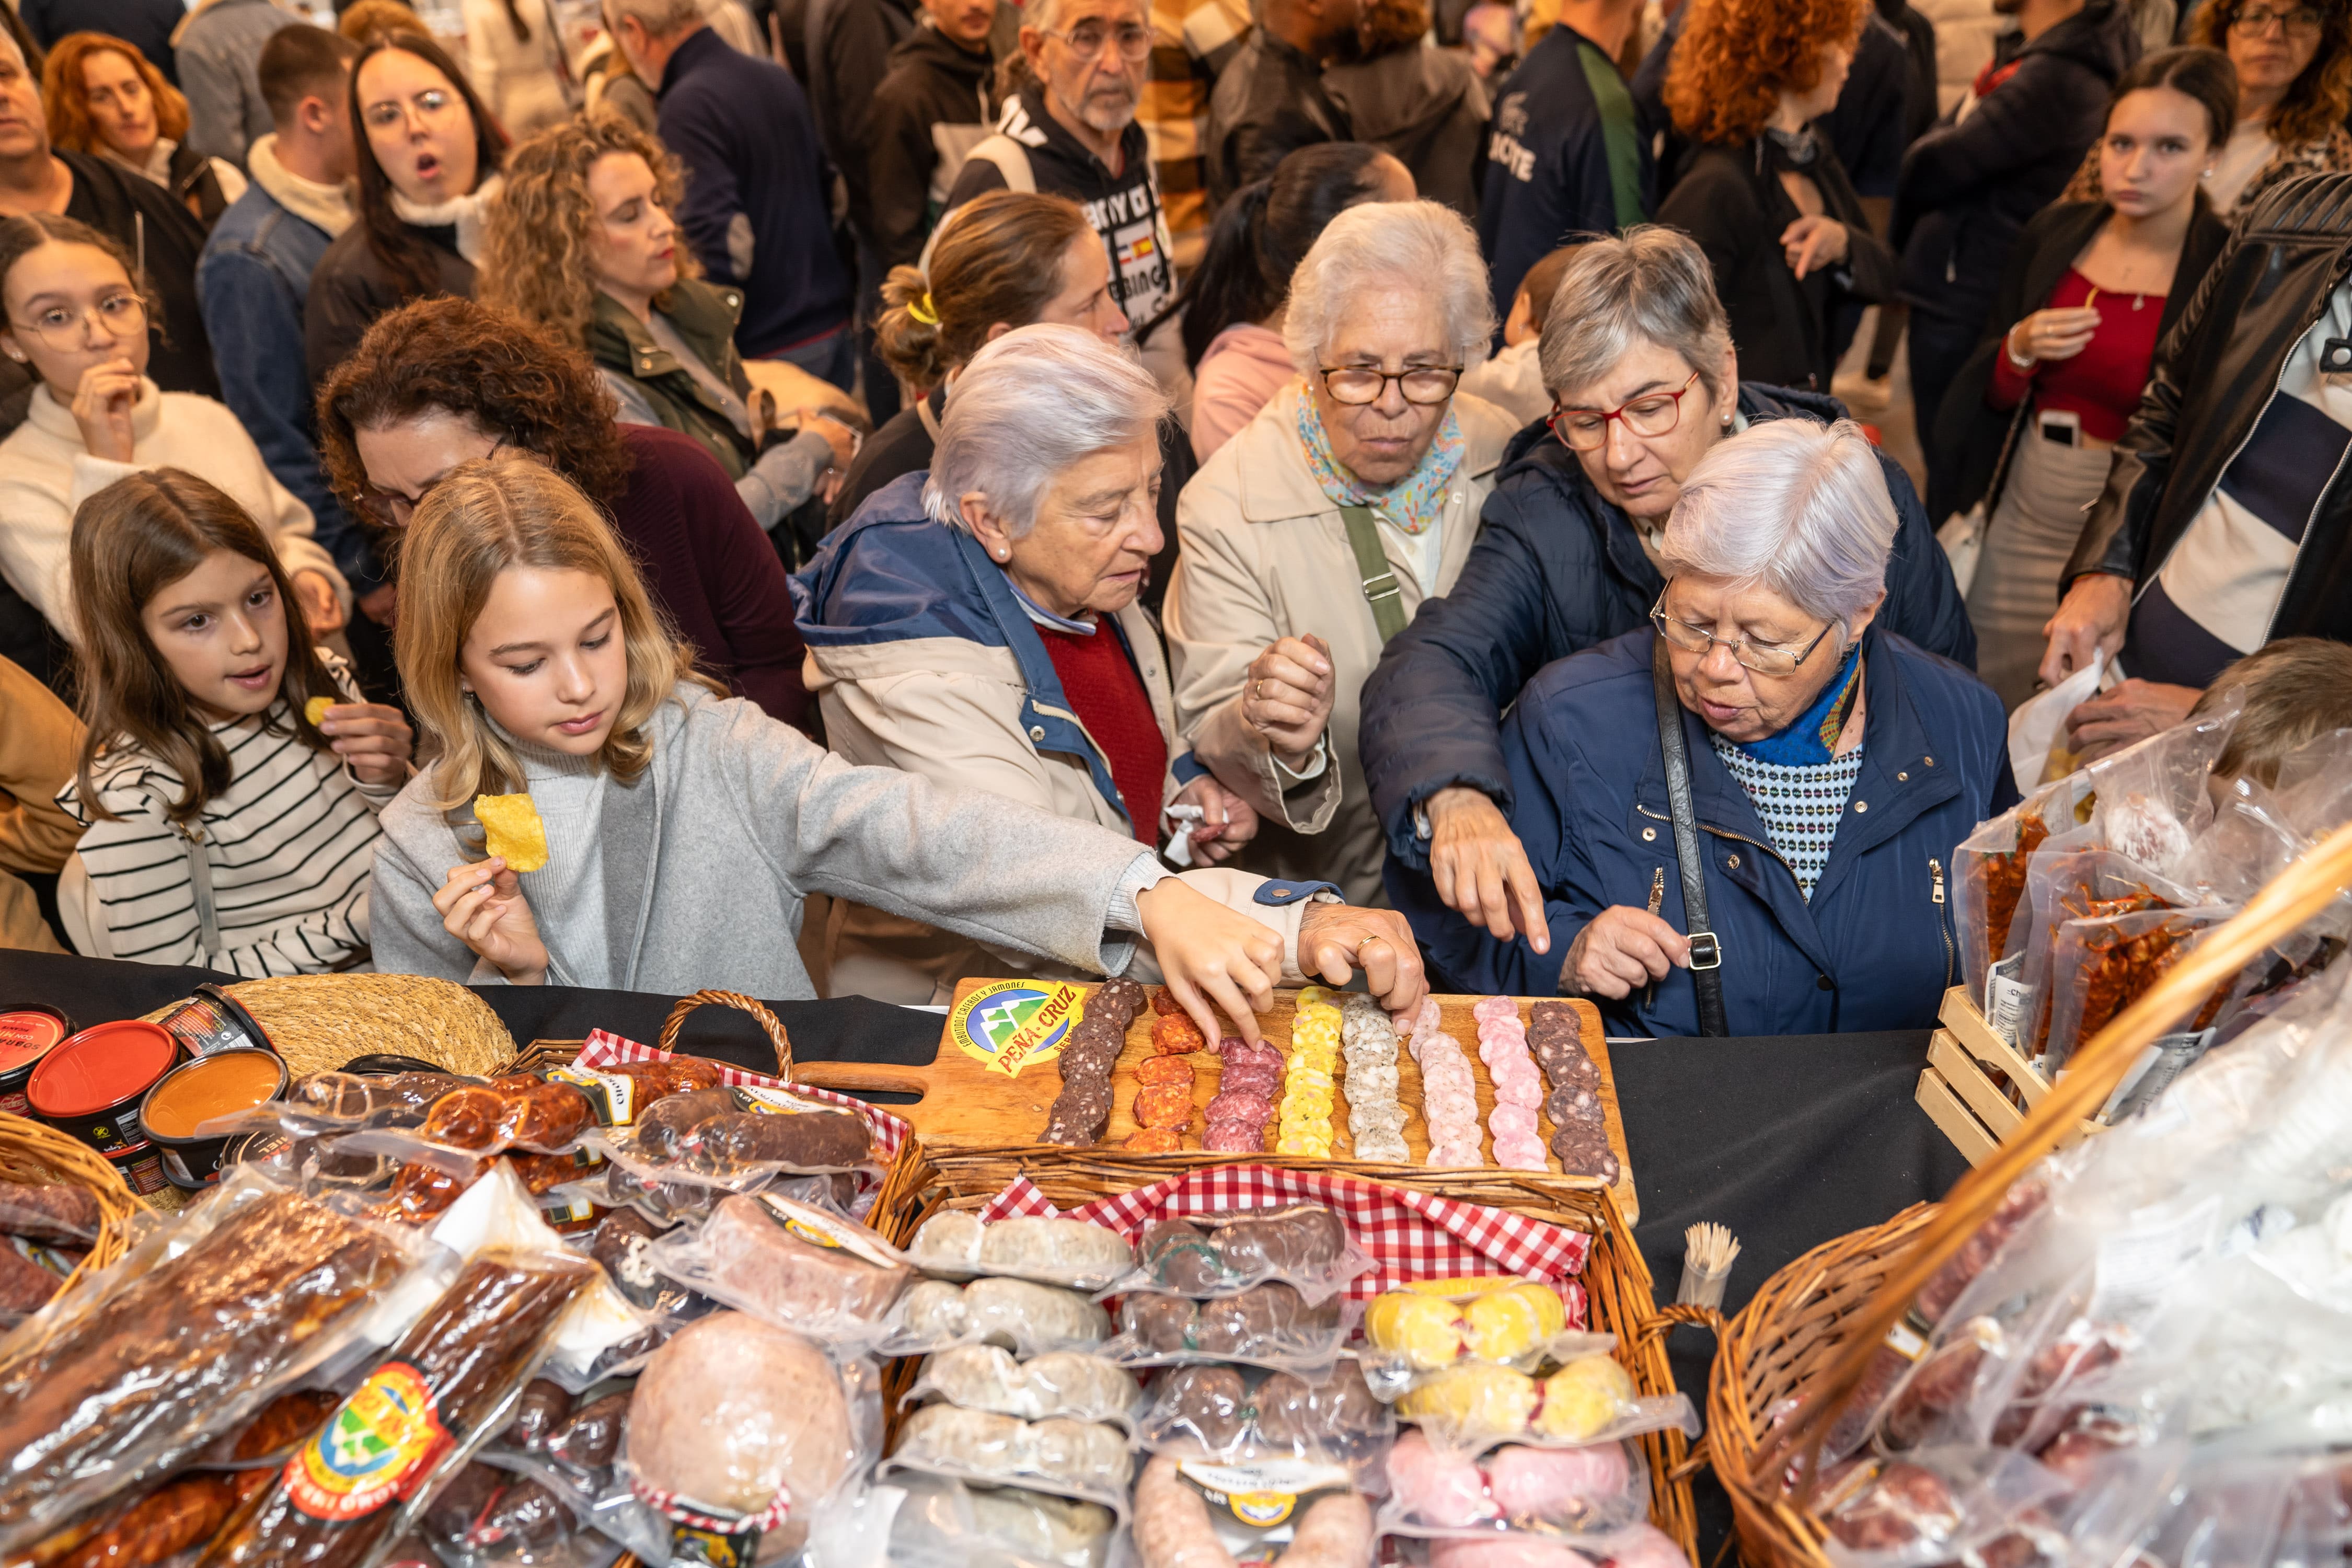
[0, 1110, 145, 1297]
[868, 1144, 1702, 1561]
[1707, 819, 2352, 1568]
[143, 973, 516, 1079]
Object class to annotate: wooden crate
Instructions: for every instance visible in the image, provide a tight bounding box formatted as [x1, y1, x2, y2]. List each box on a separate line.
[1915, 987, 2096, 1167]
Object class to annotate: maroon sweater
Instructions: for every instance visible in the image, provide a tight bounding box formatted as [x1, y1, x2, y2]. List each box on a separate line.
[613, 424, 811, 730]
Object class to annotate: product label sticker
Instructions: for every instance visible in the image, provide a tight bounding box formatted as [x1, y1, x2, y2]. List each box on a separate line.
[666, 1525, 762, 1568]
[1881, 1317, 1930, 1363]
[547, 1066, 636, 1125]
[2101, 1029, 2216, 1125]
[735, 1085, 823, 1116]
[756, 1194, 900, 1269]
[948, 981, 1087, 1076]
[1178, 1459, 1354, 1530]
[286, 1362, 451, 1521]
[2091, 1194, 2220, 1323]
[1985, 958, 2030, 1047]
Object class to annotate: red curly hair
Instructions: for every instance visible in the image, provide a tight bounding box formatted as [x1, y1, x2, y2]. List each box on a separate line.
[1662, 0, 1869, 147]
[42, 33, 188, 157]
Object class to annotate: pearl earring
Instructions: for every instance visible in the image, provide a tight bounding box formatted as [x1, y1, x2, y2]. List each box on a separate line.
[1720, 413, 1734, 432]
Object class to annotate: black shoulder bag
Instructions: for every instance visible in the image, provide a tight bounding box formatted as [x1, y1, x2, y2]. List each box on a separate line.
[1651, 635, 1728, 1036]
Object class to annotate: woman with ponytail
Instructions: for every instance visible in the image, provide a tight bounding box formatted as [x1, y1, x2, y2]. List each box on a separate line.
[1161, 142, 1411, 463]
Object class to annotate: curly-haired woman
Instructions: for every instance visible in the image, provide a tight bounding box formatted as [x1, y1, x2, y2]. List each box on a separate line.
[42, 32, 244, 226]
[2063, 0, 2352, 213]
[1654, 0, 1893, 395]
[316, 296, 812, 729]
[479, 113, 856, 535]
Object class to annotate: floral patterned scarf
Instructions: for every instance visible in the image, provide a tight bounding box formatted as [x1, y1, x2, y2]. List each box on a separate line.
[1294, 388, 1465, 536]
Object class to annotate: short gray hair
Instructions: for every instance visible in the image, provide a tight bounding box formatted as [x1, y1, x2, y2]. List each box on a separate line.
[1660, 418, 1895, 627]
[923, 324, 1170, 537]
[605, 0, 701, 37]
[1282, 201, 1494, 377]
[1538, 227, 1732, 406]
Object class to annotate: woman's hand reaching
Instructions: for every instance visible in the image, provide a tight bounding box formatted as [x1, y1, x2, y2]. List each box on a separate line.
[1425, 786, 1550, 952]
[1296, 901, 1429, 1024]
[433, 859, 549, 984]
[1135, 877, 1283, 1045]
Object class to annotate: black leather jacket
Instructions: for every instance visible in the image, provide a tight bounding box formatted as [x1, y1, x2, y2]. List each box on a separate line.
[2065, 174, 2352, 651]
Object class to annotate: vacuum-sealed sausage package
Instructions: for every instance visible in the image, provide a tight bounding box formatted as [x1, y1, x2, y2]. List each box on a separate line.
[906, 1346, 1142, 1429]
[1132, 1451, 1375, 1568]
[886, 1277, 1113, 1358]
[645, 1193, 913, 1351]
[0, 1179, 101, 1243]
[1125, 1206, 1368, 1306]
[0, 1169, 448, 1555]
[1379, 1429, 1648, 1538]
[1360, 1285, 1602, 1396]
[416, 1461, 622, 1568]
[1390, 1353, 1697, 1456]
[882, 1406, 1135, 1512]
[1139, 1361, 1392, 1467]
[1388, 1522, 1695, 1568]
[907, 1212, 1135, 1292]
[885, 1473, 1117, 1568]
[203, 1245, 600, 1568]
[1102, 1283, 1356, 1373]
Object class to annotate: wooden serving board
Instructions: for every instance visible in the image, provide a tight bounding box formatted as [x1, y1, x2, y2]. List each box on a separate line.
[791, 982, 1638, 1221]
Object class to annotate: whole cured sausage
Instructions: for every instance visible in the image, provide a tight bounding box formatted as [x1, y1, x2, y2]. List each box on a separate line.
[0, 1182, 100, 1244]
[686, 1110, 871, 1171]
[1133, 1456, 1372, 1568]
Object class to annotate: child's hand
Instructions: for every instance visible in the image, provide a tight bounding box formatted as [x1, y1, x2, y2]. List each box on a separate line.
[317, 701, 412, 786]
[291, 570, 344, 635]
[69, 357, 141, 462]
[433, 859, 549, 984]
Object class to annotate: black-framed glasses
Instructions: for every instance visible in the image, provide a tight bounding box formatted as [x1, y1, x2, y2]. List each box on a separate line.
[1041, 21, 1152, 60]
[358, 437, 506, 528]
[1319, 365, 1462, 406]
[10, 291, 144, 351]
[1549, 367, 1705, 453]
[2231, 4, 2321, 34]
[1650, 585, 1836, 677]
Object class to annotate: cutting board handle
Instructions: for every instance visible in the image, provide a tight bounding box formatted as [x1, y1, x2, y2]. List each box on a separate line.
[789, 1062, 932, 1099]
[660, 988, 794, 1080]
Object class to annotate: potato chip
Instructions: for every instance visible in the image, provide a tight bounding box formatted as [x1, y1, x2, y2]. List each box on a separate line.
[303, 696, 333, 727]
[474, 793, 549, 872]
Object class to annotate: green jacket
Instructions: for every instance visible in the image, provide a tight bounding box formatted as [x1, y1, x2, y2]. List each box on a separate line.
[587, 279, 758, 481]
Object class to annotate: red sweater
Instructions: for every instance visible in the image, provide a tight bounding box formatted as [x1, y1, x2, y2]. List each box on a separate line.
[1038, 622, 1168, 843]
[1988, 267, 2165, 444]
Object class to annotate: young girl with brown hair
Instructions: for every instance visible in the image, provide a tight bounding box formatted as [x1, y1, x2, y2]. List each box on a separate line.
[371, 453, 1428, 1037]
[59, 468, 412, 971]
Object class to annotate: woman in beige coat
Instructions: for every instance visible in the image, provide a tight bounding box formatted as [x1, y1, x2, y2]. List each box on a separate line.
[1164, 200, 1518, 905]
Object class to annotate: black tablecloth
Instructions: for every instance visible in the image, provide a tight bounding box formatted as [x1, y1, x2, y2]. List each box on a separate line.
[0, 948, 1966, 1554]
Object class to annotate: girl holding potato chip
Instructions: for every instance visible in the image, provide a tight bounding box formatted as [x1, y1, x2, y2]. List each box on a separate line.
[57, 467, 413, 972]
[368, 452, 1429, 1041]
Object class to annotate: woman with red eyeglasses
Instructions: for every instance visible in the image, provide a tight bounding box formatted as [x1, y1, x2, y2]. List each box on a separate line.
[1358, 225, 1973, 963]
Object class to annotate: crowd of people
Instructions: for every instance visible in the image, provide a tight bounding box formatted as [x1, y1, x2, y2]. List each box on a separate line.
[0, 0, 2347, 1043]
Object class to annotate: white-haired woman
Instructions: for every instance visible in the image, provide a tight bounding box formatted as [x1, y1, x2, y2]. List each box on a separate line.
[1163, 199, 1517, 904]
[794, 324, 1425, 1010]
[1402, 418, 2014, 1036]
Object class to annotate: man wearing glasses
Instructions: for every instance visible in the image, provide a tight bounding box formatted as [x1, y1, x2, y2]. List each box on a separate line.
[1201, 0, 1359, 209]
[937, 0, 1179, 359]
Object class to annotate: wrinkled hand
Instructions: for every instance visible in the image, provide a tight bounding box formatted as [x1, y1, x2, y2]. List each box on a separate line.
[432, 859, 549, 984]
[1425, 786, 1550, 953]
[291, 569, 344, 636]
[317, 700, 412, 786]
[1135, 877, 1282, 1045]
[2008, 306, 2101, 366]
[70, 356, 141, 463]
[357, 583, 399, 628]
[803, 409, 858, 471]
[1167, 774, 1258, 864]
[1296, 901, 1428, 1024]
[2038, 572, 2131, 688]
[2063, 678, 2202, 763]
[1241, 633, 1335, 767]
[1562, 905, 1690, 1000]
[1781, 214, 1849, 279]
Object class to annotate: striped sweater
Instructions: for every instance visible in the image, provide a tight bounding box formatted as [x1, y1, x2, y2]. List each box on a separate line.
[57, 674, 397, 974]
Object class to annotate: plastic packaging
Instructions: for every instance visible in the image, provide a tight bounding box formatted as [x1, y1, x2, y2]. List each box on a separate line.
[883, 1406, 1134, 1510]
[1362, 1284, 1582, 1382]
[621, 1312, 882, 1565]
[646, 1192, 914, 1347]
[907, 1212, 1134, 1291]
[1399, 1524, 1694, 1568]
[1131, 1451, 1374, 1568]
[1140, 1360, 1392, 1465]
[418, 1461, 622, 1568]
[885, 1473, 1117, 1568]
[888, 1276, 1112, 1357]
[0, 1168, 445, 1554]
[2042, 905, 2240, 1072]
[1392, 1354, 1698, 1454]
[1380, 1429, 1646, 1537]
[907, 1345, 1140, 1427]
[0, 1180, 100, 1243]
[1128, 1205, 1368, 1305]
[1105, 1282, 1354, 1371]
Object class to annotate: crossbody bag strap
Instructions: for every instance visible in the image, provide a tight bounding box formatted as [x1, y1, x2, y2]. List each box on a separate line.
[177, 821, 224, 968]
[1652, 635, 1727, 1037]
[1337, 504, 1408, 642]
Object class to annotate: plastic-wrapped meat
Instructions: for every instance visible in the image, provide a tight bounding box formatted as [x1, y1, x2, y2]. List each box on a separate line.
[545, 1390, 630, 1475]
[632, 1088, 737, 1159]
[504, 1381, 574, 1454]
[1121, 1282, 1342, 1360]
[0, 1243, 63, 1315]
[672, 1194, 912, 1330]
[609, 1055, 728, 1100]
[1823, 1462, 1960, 1552]
[893, 1407, 1133, 1498]
[0, 1183, 100, 1244]
[684, 1109, 871, 1171]
[47, 1472, 249, 1568]
[1133, 1455, 1373, 1568]
[898, 1277, 1112, 1355]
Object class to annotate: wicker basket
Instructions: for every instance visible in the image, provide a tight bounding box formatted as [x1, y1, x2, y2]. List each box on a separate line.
[867, 1144, 1701, 1562]
[141, 973, 516, 1078]
[0, 1110, 145, 1297]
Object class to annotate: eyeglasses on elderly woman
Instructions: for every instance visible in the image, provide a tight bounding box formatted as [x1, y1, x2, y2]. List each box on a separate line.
[1548, 368, 1703, 452]
[1318, 364, 1463, 406]
[1649, 583, 1837, 677]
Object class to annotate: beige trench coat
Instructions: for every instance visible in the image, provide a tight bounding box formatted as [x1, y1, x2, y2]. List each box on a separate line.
[1163, 381, 1518, 904]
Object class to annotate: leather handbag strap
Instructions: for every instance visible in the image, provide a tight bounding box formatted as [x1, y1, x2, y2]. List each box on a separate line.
[1652, 635, 1728, 1036]
[1338, 504, 1409, 642]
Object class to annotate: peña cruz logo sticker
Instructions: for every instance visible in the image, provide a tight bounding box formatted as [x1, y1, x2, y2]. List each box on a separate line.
[948, 981, 1088, 1076]
[285, 1363, 453, 1521]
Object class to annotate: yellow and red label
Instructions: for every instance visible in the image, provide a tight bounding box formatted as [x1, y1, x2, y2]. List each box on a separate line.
[285, 1362, 452, 1521]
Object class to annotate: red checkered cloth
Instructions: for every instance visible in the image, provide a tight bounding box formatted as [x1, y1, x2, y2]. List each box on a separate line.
[975, 1165, 1592, 1324]
[574, 1029, 912, 1159]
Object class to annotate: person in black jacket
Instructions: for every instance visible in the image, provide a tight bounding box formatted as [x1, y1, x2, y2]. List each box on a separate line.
[1895, 0, 2138, 482]
[868, 0, 999, 270]
[2041, 172, 2352, 760]
[1933, 47, 2233, 708]
[1357, 224, 1972, 947]
[1204, 0, 1358, 209]
[1654, 0, 1896, 395]
[304, 33, 505, 387]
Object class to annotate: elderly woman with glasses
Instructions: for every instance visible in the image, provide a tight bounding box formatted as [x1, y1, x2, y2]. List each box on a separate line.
[1405, 417, 2011, 1035]
[1358, 226, 1972, 954]
[793, 323, 1427, 1011]
[1163, 199, 1518, 905]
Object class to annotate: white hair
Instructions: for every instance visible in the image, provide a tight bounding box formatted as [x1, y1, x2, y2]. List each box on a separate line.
[1660, 418, 1895, 627]
[1282, 200, 1495, 378]
[605, 0, 702, 37]
[923, 324, 1170, 537]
